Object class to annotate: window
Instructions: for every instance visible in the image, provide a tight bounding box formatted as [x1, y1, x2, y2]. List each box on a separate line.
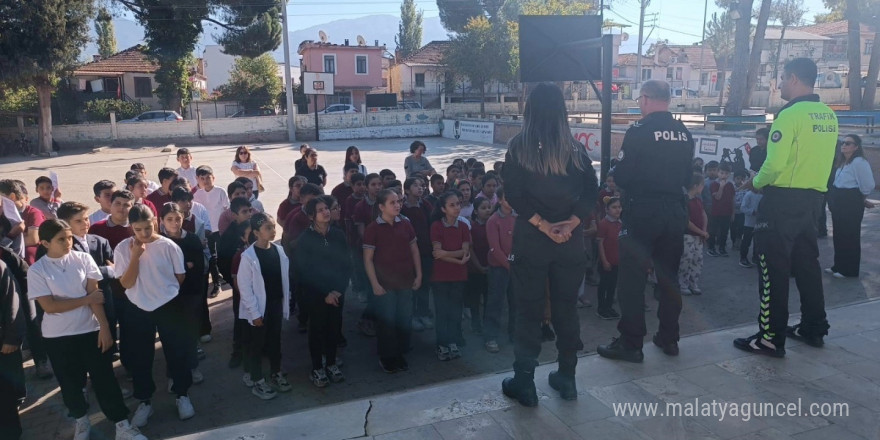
[327, 91, 352, 106]
[103, 77, 119, 93]
[675, 67, 683, 81]
[866, 39, 874, 55]
[323, 55, 336, 73]
[666, 67, 674, 79]
[356, 55, 367, 74]
[641, 69, 652, 81]
[701, 72, 709, 86]
[415, 73, 425, 88]
[133, 77, 152, 98]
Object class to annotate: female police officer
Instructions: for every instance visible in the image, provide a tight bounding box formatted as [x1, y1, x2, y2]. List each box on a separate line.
[500, 83, 598, 406]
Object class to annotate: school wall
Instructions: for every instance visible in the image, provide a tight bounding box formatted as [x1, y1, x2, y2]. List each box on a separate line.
[443, 118, 880, 189]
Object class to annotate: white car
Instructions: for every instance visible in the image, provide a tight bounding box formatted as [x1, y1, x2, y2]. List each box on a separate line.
[119, 111, 184, 123]
[320, 104, 359, 114]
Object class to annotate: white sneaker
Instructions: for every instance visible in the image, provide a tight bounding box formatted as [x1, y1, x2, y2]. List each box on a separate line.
[269, 372, 292, 392]
[251, 379, 277, 400]
[242, 373, 254, 387]
[115, 419, 148, 440]
[199, 334, 212, 343]
[176, 395, 195, 420]
[74, 415, 91, 440]
[832, 272, 846, 279]
[131, 402, 153, 428]
[191, 369, 204, 384]
[824, 267, 834, 274]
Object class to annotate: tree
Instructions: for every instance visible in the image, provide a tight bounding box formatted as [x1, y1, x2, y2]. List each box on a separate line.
[814, 0, 879, 109]
[769, 0, 807, 89]
[114, 0, 283, 113]
[95, 7, 117, 59]
[445, 16, 506, 117]
[217, 54, 283, 111]
[396, 0, 423, 59]
[436, 0, 506, 32]
[705, 12, 736, 106]
[724, 0, 755, 115]
[0, 0, 93, 154]
[742, 0, 772, 109]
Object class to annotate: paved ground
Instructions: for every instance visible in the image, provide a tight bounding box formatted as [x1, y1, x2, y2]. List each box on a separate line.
[170, 298, 880, 440]
[3, 138, 879, 439]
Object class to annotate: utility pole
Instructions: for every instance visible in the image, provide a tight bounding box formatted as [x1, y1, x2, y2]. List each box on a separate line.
[698, 0, 708, 96]
[635, 0, 648, 91]
[281, 0, 296, 142]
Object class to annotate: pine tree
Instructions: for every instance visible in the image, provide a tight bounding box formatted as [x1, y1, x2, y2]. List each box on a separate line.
[395, 0, 423, 59]
[0, 0, 93, 154]
[95, 7, 117, 59]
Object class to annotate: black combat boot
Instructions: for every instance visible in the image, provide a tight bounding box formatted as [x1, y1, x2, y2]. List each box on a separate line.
[502, 369, 538, 407]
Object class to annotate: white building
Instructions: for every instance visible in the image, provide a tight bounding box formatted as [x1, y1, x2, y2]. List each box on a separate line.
[202, 45, 237, 93]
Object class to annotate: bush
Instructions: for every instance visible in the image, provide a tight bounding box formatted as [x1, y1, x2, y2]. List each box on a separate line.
[84, 99, 150, 122]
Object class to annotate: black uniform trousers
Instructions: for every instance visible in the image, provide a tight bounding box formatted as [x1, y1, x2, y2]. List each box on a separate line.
[616, 198, 687, 349]
[597, 266, 618, 311]
[43, 331, 128, 422]
[0, 349, 25, 440]
[829, 187, 865, 277]
[306, 292, 342, 370]
[754, 187, 829, 346]
[510, 219, 585, 374]
[374, 288, 413, 361]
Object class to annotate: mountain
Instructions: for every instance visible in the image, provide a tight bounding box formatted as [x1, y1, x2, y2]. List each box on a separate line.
[80, 15, 449, 65]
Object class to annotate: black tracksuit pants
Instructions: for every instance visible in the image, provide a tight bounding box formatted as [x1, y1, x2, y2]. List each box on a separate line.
[616, 198, 687, 349]
[306, 292, 342, 370]
[509, 219, 585, 375]
[0, 349, 25, 440]
[597, 266, 618, 311]
[43, 332, 128, 421]
[829, 187, 865, 277]
[754, 187, 829, 346]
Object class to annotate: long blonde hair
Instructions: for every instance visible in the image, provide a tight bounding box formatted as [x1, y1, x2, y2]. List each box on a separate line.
[508, 83, 587, 176]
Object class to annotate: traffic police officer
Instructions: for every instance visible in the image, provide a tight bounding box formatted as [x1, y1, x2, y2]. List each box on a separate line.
[734, 58, 837, 357]
[597, 79, 694, 363]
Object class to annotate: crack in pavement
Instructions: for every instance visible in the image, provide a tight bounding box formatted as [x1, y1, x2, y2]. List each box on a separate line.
[362, 400, 374, 438]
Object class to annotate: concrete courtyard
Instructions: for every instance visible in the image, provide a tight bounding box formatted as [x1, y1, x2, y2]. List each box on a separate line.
[2, 137, 878, 439]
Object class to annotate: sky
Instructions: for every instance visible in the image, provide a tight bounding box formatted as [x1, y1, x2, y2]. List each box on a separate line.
[286, 0, 832, 45]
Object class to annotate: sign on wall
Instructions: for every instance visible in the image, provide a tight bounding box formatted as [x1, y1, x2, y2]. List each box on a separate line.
[442, 120, 495, 144]
[303, 72, 334, 95]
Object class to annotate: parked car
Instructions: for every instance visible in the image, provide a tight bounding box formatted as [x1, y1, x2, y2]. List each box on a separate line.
[118, 111, 184, 123]
[229, 108, 277, 117]
[320, 104, 359, 114]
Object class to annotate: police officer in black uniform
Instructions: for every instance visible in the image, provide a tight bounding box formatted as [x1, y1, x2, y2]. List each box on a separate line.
[597, 80, 694, 363]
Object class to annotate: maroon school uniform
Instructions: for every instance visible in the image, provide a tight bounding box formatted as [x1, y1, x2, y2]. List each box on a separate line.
[137, 199, 158, 217]
[342, 194, 364, 250]
[687, 197, 706, 236]
[352, 197, 377, 248]
[430, 218, 472, 282]
[400, 199, 433, 257]
[145, 189, 171, 209]
[88, 219, 134, 249]
[597, 216, 622, 266]
[469, 218, 489, 268]
[362, 216, 417, 290]
[330, 183, 354, 207]
[277, 199, 299, 225]
[709, 180, 735, 217]
[21, 205, 45, 265]
[284, 209, 310, 244]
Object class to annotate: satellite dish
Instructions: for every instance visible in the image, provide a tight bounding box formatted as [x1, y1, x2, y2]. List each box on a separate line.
[318, 30, 328, 43]
[357, 35, 366, 46]
[621, 32, 629, 42]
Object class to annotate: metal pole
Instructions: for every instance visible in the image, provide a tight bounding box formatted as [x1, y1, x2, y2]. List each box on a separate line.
[281, 0, 296, 142]
[635, 0, 647, 91]
[313, 94, 320, 141]
[698, 0, 708, 96]
[601, 34, 613, 182]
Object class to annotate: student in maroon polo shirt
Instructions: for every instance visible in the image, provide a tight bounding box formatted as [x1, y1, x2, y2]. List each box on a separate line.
[596, 197, 623, 320]
[363, 189, 421, 373]
[401, 177, 434, 332]
[430, 190, 471, 361]
[125, 174, 159, 218]
[466, 196, 493, 335]
[331, 163, 358, 209]
[145, 167, 179, 209]
[277, 176, 307, 223]
[88, 190, 135, 250]
[352, 173, 383, 336]
[342, 173, 367, 298]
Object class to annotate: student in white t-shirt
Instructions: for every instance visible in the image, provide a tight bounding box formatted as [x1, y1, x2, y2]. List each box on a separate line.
[114, 205, 193, 427]
[176, 148, 198, 189]
[193, 166, 228, 297]
[234, 177, 265, 213]
[29, 219, 147, 440]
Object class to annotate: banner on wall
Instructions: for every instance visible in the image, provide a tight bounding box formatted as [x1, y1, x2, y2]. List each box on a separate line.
[442, 120, 495, 144]
[570, 128, 602, 162]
